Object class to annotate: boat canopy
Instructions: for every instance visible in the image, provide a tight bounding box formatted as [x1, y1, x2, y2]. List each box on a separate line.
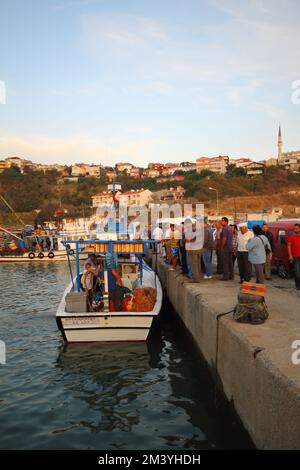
[61, 239, 158, 293]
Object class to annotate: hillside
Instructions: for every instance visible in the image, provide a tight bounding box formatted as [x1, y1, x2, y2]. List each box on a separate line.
[1, 164, 300, 227]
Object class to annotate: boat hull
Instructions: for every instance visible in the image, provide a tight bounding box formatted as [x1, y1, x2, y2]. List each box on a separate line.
[0, 251, 67, 262]
[57, 314, 155, 342]
[56, 267, 162, 343]
[0, 251, 86, 262]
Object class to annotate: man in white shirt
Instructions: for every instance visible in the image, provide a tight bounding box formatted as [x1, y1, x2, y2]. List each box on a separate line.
[152, 224, 163, 254]
[237, 223, 254, 282]
[153, 224, 163, 241]
[185, 219, 204, 282]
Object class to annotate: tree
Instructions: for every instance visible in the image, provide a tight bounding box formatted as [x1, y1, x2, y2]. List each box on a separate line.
[200, 169, 215, 178]
[0, 165, 21, 180]
[226, 164, 246, 177]
[99, 167, 107, 185]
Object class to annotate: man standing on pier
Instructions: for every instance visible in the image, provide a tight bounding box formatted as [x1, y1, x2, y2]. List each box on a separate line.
[185, 218, 203, 282]
[220, 217, 233, 281]
[288, 223, 300, 290]
[214, 220, 223, 275]
[237, 223, 253, 283]
[169, 224, 180, 271]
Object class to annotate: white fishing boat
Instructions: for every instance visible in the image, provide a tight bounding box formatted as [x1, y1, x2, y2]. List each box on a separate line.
[0, 229, 79, 263]
[56, 239, 162, 343]
[0, 250, 67, 262]
[0, 225, 89, 263]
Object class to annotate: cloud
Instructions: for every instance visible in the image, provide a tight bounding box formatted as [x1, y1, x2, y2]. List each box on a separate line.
[79, 6, 300, 88]
[80, 12, 168, 54]
[50, 79, 111, 97]
[253, 101, 282, 119]
[211, 0, 300, 79]
[226, 80, 262, 106]
[53, 0, 99, 11]
[0, 129, 154, 166]
[141, 81, 174, 96]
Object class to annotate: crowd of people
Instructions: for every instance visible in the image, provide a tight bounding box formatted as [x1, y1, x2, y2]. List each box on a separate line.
[79, 220, 300, 308]
[154, 219, 300, 290]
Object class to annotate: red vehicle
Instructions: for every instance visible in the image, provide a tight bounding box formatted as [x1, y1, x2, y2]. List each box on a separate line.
[267, 219, 300, 278]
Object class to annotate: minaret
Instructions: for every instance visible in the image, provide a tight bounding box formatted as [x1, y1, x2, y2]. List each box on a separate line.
[278, 125, 283, 164]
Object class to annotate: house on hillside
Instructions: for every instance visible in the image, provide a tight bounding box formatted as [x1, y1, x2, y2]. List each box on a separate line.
[160, 186, 186, 201]
[245, 162, 265, 177]
[92, 188, 153, 208]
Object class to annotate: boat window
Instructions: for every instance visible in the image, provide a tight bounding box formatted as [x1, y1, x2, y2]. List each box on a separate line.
[278, 229, 286, 245]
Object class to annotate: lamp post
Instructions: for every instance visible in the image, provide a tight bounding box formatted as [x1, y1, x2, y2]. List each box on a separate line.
[209, 187, 219, 219]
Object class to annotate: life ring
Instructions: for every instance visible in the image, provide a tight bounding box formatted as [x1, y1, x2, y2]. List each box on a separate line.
[28, 252, 35, 259]
[38, 252, 44, 259]
[48, 251, 55, 259]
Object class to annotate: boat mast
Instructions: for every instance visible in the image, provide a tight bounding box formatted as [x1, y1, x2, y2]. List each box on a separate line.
[0, 225, 23, 241]
[0, 194, 26, 227]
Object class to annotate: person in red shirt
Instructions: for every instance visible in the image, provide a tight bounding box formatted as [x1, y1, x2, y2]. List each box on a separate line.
[288, 223, 300, 290]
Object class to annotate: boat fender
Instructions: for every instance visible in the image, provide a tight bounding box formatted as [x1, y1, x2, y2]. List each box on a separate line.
[48, 251, 55, 259]
[28, 252, 35, 259]
[68, 249, 75, 255]
[38, 252, 44, 259]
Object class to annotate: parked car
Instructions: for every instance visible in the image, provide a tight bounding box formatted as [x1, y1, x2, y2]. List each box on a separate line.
[267, 219, 300, 278]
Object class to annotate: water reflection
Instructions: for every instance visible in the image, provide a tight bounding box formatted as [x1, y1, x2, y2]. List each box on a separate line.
[0, 262, 253, 450]
[55, 319, 253, 450]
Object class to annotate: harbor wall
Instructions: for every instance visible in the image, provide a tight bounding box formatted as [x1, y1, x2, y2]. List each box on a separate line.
[154, 256, 300, 450]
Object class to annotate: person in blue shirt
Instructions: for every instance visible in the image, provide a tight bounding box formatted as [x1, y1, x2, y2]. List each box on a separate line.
[105, 252, 124, 311]
[17, 238, 26, 251]
[246, 225, 271, 284]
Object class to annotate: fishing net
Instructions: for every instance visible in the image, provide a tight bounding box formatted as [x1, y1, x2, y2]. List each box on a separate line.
[131, 287, 157, 312]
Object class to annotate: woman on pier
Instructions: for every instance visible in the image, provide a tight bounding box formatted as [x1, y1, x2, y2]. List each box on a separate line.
[246, 225, 271, 284]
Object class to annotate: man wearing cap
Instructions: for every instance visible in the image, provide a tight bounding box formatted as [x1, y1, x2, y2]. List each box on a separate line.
[237, 223, 254, 283]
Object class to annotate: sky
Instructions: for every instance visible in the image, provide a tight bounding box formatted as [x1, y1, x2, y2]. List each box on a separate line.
[0, 0, 300, 166]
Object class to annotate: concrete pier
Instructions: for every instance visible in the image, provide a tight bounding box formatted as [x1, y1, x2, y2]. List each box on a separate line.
[154, 256, 300, 450]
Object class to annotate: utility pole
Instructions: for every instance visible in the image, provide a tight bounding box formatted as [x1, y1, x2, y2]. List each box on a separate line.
[209, 187, 219, 219]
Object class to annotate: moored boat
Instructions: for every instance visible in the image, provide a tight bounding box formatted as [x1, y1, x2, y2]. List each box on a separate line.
[0, 226, 86, 262]
[56, 239, 162, 343]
